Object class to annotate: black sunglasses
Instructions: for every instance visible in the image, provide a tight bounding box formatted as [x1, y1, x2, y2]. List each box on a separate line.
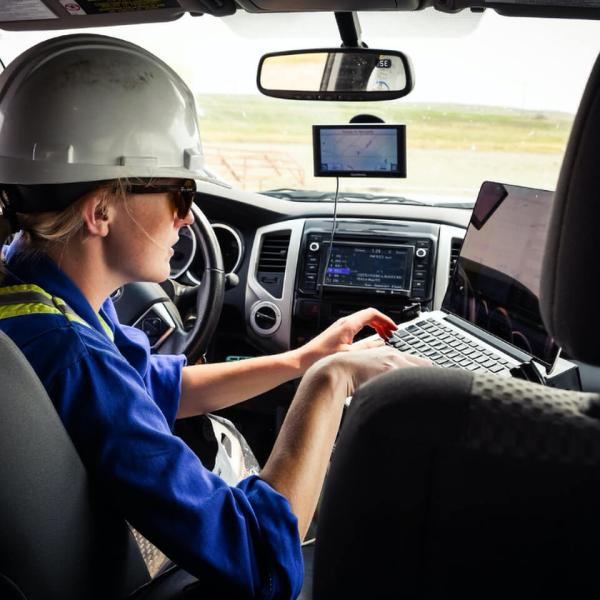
[125, 179, 196, 219]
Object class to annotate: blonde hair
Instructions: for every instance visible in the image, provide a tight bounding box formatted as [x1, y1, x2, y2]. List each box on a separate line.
[19, 180, 129, 252]
[0, 180, 128, 281]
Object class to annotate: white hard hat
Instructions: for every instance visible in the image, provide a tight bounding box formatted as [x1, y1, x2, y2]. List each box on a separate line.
[0, 33, 205, 191]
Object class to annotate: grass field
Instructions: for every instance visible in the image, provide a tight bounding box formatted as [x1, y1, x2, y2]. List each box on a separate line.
[197, 94, 573, 154]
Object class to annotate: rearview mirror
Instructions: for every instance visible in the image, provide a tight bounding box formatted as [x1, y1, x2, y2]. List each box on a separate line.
[257, 48, 414, 101]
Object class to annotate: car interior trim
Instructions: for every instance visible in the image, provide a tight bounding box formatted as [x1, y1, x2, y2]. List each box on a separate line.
[246, 219, 306, 350]
[170, 225, 197, 280]
[195, 181, 472, 229]
[211, 223, 245, 275]
[434, 224, 466, 310]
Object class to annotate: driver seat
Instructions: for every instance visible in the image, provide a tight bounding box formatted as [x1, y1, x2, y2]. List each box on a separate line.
[313, 51, 600, 600]
[0, 328, 204, 599]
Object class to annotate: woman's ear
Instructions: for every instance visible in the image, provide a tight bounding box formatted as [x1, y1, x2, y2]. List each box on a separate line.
[81, 194, 112, 237]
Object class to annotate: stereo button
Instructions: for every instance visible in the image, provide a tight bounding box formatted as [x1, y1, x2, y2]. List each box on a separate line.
[309, 242, 320, 252]
[416, 248, 428, 259]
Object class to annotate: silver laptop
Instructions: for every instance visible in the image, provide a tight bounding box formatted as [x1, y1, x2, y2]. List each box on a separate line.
[388, 181, 560, 377]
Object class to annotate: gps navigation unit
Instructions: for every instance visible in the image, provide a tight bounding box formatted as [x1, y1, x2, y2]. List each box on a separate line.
[313, 124, 406, 178]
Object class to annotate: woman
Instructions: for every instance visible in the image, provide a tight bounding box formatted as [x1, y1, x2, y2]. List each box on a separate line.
[0, 34, 427, 599]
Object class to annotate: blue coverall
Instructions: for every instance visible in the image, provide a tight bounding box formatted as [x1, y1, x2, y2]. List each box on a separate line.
[0, 243, 303, 600]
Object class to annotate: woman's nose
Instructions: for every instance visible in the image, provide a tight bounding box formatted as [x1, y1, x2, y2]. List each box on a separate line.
[177, 209, 194, 227]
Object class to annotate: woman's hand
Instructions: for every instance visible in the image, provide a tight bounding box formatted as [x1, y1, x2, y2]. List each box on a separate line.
[307, 345, 431, 398]
[294, 307, 399, 372]
[262, 344, 430, 539]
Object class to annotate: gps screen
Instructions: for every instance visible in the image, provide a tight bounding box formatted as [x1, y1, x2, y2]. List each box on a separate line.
[324, 243, 413, 291]
[313, 124, 406, 177]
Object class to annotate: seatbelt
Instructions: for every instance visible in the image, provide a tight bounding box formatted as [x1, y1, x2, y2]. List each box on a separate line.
[0, 283, 114, 342]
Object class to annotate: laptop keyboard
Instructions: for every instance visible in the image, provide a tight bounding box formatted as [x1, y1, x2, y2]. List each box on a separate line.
[387, 317, 512, 375]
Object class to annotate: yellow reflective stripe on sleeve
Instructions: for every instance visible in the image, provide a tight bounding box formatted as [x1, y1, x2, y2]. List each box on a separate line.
[0, 302, 63, 320]
[98, 315, 114, 342]
[52, 296, 114, 342]
[0, 284, 115, 343]
[0, 283, 53, 300]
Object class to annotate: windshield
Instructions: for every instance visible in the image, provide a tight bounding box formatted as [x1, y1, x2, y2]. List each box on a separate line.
[1, 10, 598, 205]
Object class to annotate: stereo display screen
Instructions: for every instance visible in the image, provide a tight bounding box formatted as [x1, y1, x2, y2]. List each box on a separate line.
[324, 243, 413, 292]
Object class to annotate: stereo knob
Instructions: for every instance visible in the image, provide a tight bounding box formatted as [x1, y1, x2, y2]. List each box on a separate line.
[309, 241, 320, 252]
[416, 248, 428, 258]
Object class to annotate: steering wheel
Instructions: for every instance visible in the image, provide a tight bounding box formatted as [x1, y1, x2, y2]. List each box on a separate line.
[112, 203, 225, 363]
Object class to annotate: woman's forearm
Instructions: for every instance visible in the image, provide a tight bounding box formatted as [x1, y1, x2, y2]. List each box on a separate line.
[178, 350, 307, 418]
[259, 363, 347, 540]
[177, 308, 399, 419]
[259, 348, 430, 539]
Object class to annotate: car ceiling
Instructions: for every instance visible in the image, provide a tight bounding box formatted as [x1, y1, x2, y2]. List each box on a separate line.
[1, 0, 600, 33]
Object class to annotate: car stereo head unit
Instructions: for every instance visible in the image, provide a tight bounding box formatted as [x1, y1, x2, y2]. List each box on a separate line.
[313, 124, 406, 178]
[324, 242, 413, 293]
[298, 224, 435, 301]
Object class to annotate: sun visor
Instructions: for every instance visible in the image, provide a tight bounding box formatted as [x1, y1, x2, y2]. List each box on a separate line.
[0, 1, 236, 31]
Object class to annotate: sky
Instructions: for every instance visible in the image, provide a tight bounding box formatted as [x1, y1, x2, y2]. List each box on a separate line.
[0, 8, 599, 113]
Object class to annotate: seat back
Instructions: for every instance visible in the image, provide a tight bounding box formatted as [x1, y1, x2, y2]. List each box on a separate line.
[314, 368, 600, 599]
[315, 45, 600, 600]
[0, 331, 149, 600]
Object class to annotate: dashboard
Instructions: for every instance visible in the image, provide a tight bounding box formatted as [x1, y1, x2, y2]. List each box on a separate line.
[171, 222, 245, 284]
[169, 180, 470, 358]
[246, 218, 465, 351]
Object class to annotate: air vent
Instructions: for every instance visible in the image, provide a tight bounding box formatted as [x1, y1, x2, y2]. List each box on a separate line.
[449, 237, 463, 281]
[257, 230, 291, 298]
[250, 302, 282, 337]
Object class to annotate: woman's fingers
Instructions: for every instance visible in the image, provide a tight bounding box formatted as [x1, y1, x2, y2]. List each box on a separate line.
[349, 337, 385, 351]
[342, 307, 397, 338]
[400, 352, 432, 366]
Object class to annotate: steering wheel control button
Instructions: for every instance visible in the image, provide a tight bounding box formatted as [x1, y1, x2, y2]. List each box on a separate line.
[140, 313, 169, 346]
[250, 301, 282, 337]
[133, 304, 176, 349]
[143, 316, 164, 335]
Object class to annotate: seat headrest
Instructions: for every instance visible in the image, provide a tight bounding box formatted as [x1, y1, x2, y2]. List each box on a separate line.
[541, 52, 600, 365]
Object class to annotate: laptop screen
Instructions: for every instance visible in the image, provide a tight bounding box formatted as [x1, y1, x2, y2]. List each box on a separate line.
[442, 181, 560, 367]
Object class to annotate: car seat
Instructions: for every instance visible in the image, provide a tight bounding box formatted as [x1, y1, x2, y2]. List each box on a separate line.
[313, 51, 600, 600]
[0, 325, 260, 599]
[0, 329, 151, 599]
